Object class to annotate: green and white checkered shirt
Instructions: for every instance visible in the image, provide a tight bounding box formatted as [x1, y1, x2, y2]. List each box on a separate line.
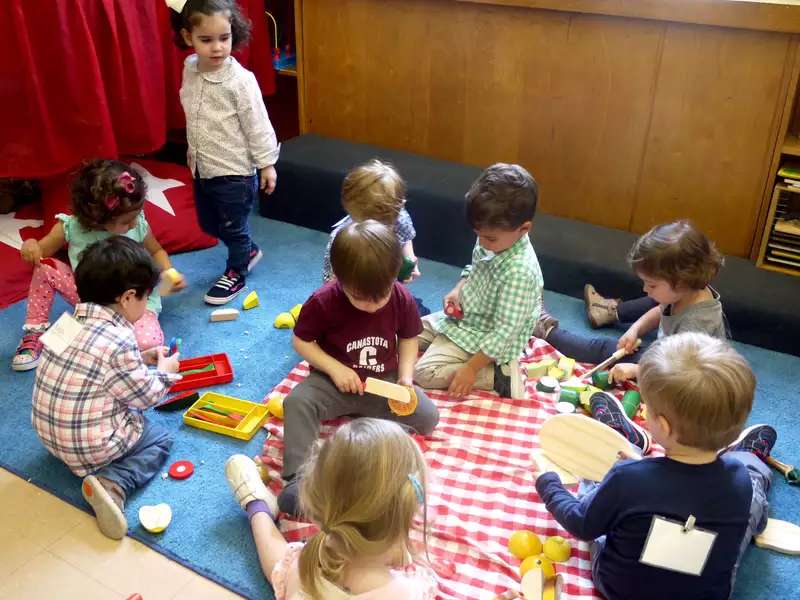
[436, 235, 543, 363]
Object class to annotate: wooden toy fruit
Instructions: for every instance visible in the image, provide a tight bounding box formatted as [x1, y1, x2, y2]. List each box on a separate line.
[267, 394, 285, 419]
[520, 554, 556, 579]
[508, 529, 543, 560]
[543, 535, 572, 562]
[138, 503, 172, 533]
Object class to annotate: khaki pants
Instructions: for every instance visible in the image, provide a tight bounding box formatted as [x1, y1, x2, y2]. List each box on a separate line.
[414, 313, 495, 391]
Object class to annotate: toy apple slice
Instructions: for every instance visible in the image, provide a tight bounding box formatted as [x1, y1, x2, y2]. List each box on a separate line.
[139, 503, 172, 533]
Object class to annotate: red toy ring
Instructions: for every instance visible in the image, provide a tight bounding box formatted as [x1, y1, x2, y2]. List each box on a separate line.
[168, 460, 194, 480]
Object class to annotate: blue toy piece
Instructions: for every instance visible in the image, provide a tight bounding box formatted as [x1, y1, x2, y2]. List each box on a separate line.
[169, 337, 182, 356]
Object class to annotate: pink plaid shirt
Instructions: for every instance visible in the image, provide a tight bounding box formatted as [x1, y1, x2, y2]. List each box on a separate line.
[31, 303, 180, 477]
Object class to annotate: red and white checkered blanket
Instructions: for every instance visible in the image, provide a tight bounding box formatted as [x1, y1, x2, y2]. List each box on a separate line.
[259, 338, 654, 600]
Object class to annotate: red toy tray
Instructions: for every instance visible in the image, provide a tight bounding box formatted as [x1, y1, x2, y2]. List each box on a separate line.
[169, 353, 234, 392]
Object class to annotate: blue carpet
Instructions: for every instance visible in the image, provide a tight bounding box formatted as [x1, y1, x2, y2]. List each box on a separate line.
[0, 216, 797, 599]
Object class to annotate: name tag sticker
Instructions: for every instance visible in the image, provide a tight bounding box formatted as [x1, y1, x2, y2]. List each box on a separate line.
[40, 312, 83, 356]
[639, 515, 717, 576]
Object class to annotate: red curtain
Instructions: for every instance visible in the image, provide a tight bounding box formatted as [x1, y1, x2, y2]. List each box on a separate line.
[0, 0, 276, 179]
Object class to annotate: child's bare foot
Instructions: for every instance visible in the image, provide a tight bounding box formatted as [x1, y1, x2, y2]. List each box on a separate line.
[81, 475, 127, 540]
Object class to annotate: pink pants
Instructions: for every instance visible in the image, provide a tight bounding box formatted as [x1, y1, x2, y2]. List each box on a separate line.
[24, 258, 164, 350]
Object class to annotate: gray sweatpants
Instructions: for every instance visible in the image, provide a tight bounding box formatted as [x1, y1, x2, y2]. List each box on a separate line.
[281, 369, 439, 479]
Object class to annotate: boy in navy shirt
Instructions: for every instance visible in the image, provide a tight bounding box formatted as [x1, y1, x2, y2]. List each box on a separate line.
[536, 332, 775, 600]
[278, 220, 439, 516]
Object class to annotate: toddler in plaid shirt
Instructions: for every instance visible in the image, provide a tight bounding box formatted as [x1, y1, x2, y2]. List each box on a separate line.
[32, 236, 181, 540]
[414, 163, 543, 399]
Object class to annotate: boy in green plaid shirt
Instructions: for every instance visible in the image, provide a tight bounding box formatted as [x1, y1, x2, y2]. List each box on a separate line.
[414, 163, 543, 399]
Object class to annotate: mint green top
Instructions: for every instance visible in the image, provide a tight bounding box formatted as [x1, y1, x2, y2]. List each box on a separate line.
[435, 235, 543, 363]
[57, 213, 162, 314]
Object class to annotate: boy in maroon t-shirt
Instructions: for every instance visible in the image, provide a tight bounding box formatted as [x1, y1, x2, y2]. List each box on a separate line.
[277, 220, 439, 516]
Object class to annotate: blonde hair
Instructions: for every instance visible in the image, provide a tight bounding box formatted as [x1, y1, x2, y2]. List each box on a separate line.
[639, 332, 754, 451]
[341, 160, 406, 225]
[297, 418, 428, 599]
[628, 220, 723, 290]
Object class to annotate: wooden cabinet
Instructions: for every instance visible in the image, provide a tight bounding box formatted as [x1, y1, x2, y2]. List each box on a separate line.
[293, 0, 800, 260]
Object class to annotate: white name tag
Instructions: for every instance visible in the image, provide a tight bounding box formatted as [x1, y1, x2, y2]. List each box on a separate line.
[639, 515, 717, 576]
[39, 312, 83, 356]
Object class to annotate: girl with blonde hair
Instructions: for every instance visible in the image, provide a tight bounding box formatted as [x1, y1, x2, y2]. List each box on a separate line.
[225, 418, 437, 599]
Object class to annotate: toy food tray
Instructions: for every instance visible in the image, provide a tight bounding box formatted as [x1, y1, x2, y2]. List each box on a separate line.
[183, 392, 269, 440]
[169, 353, 233, 393]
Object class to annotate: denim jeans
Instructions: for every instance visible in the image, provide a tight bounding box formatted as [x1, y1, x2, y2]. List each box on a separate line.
[194, 173, 258, 274]
[94, 418, 173, 499]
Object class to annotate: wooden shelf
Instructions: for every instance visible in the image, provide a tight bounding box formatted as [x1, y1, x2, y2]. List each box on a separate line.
[782, 133, 800, 157]
[756, 183, 800, 276]
[277, 67, 297, 77]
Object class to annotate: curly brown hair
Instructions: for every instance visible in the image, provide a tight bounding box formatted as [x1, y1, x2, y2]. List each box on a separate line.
[465, 163, 538, 231]
[70, 160, 147, 231]
[169, 0, 252, 49]
[628, 220, 723, 290]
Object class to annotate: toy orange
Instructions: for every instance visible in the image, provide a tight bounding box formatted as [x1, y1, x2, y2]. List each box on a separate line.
[520, 554, 556, 579]
[508, 529, 543, 560]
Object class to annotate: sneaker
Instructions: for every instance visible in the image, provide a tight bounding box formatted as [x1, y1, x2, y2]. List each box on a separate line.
[225, 454, 279, 517]
[204, 269, 246, 305]
[590, 391, 651, 454]
[533, 309, 559, 340]
[247, 244, 263, 273]
[11, 331, 44, 371]
[81, 475, 127, 540]
[584, 284, 620, 329]
[725, 424, 777, 463]
[493, 358, 526, 400]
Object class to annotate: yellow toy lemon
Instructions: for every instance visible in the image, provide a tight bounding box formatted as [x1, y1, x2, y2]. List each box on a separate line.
[267, 394, 285, 419]
[520, 554, 556, 579]
[508, 529, 543, 560]
[289, 303, 302, 321]
[273, 312, 295, 328]
[543, 535, 572, 562]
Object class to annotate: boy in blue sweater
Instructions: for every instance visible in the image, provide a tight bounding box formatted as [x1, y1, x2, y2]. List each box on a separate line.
[535, 332, 775, 600]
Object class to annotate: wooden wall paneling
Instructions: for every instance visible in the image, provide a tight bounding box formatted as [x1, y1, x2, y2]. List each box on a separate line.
[631, 24, 793, 255]
[511, 12, 664, 229]
[294, 0, 307, 132]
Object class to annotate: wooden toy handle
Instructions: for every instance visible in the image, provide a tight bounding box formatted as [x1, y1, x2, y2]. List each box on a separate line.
[582, 339, 641, 380]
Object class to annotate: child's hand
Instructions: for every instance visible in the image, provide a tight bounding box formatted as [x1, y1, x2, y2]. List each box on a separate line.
[157, 349, 181, 374]
[609, 362, 638, 384]
[397, 375, 414, 388]
[443, 289, 461, 313]
[20, 239, 42, 264]
[402, 261, 421, 284]
[330, 364, 363, 395]
[260, 165, 277, 195]
[448, 364, 476, 398]
[617, 327, 639, 354]
[141, 346, 168, 366]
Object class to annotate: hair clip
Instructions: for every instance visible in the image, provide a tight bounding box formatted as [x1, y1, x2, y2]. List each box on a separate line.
[105, 195, 120, 211]
[117, 172, 136, 194]
[165, 0, 188, 12]
[407, 473, 424, 505]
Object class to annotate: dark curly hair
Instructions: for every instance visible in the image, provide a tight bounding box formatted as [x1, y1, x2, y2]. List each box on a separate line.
[628, 220, 724, 290]
[466, 163, 538, 231]
[70, 159, 147, 231]
[170, 0, 252, 49]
